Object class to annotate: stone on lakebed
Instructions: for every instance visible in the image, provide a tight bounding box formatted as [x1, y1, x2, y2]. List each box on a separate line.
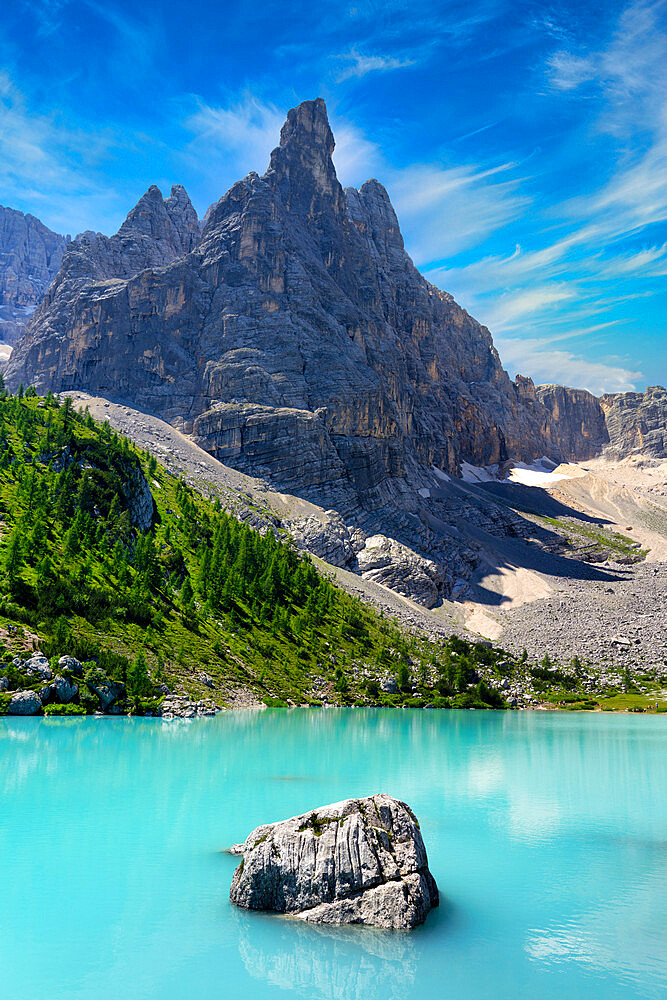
[229, 793, 438, 930]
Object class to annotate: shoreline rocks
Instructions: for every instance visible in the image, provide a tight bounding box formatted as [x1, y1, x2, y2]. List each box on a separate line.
[229, 793, 438, 930]
[8, 690, 42, 715]
[158, 695, 219, 719]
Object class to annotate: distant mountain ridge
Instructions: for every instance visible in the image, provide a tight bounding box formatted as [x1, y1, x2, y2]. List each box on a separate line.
[0, 205, 69, 345]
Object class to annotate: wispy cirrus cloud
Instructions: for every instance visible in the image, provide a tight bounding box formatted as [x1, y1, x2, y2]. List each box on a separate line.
[0, 70, 124, 233]
[335, 48, 416, 82]
[389, 160, 530, 260]
[182, 92, 284, 178]
[418, 0, 667, 392]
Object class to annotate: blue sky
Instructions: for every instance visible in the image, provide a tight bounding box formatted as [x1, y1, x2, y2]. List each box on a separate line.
[1, 0, 665, 393]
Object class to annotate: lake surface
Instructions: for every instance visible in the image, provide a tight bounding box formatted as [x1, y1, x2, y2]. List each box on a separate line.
[1, 710, 665, 1000]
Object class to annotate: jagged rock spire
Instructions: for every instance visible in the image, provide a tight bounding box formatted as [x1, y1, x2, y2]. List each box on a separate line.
[119, 184, 199, 255]
[268, 98, 346, 217]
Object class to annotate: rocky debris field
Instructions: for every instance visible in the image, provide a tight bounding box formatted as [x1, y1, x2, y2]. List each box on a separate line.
[229, 794, 438, 930]
[500, 559, 667, 677]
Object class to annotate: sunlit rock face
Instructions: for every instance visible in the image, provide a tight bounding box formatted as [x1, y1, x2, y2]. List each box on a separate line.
[0, 206, 69, 345]
[599, 386, 667, 460]
[535, 383, 610, 460]
[535, 383, 667, 461]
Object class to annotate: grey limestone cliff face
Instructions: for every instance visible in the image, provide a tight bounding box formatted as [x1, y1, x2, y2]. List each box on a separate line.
[535, 383, 610, 460]
[535, 383, 667, 461]
[599, 386, 667, 459]
[0, 206, 69, 344]
[229, 794, 438, 929]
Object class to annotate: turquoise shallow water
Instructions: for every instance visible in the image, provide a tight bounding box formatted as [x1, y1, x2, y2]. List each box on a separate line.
[1, 710, 665, 1000]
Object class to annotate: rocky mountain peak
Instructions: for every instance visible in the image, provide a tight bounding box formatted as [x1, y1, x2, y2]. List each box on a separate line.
[268, 98, 344, 217]
[346, 179, 405, 259]
[278, 97, 334, 157]
[119, 183, 199, 256]
[164, 184, 200, 253]
[119, 184, 165, 237]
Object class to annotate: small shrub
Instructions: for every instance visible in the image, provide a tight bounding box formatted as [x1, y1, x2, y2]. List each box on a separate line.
[43, 703, 86, 716]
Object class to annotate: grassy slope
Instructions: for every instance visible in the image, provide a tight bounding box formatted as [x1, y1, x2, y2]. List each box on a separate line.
[0, 391, 663, 714]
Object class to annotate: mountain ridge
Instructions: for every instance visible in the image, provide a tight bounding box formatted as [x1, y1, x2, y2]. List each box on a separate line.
[0, 205, 69, 345]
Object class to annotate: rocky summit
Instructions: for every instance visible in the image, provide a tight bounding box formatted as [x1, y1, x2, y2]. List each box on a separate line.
[229, 793, 439, 929]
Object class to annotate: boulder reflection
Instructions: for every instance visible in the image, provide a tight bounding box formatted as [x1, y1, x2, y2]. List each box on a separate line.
[233, 907, 417, 1000]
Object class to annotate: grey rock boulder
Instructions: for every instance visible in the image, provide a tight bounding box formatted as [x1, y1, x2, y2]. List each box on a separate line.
[159, 695, 218, 719]
[25, 654, 52, 680]
[87, 678, 126, 712]
[58, 655, 83, 677]
[8, 690, 42, 715]
[355, 534, 445, 608]
[229, 793, 438, 929]
[51, 674, 79, 704]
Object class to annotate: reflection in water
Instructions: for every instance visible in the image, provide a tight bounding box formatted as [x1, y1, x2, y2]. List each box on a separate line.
[234, 908, 417, 1000]
[526, 863, 667, 998]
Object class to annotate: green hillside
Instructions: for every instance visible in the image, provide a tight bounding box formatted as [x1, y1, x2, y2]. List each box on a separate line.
[0, 389, 660, 715]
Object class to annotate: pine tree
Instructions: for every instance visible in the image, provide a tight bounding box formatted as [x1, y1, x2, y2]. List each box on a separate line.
[128, 651, 151, 698]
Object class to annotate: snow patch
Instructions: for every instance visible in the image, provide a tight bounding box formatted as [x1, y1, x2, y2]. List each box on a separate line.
[506, 461, 571, 487]
[460, 456, 574, 487]
[461, 462, 497, 483]
[418, 488, 430, 498]
[431, 466, 450, 483]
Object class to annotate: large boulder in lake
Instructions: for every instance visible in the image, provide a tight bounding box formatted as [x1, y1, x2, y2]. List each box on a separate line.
[229, 794, 438, 929]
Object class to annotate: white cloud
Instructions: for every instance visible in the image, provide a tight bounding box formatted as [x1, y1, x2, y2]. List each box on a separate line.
[384, 160, 530, 260]
[335, 49, 415, 82]
[495, 336, 641, 394]
[482, 286, 576, 331]
[330, 120, 383, 186]
[182, 92, 285, 179]
[546, 50, 596, 91]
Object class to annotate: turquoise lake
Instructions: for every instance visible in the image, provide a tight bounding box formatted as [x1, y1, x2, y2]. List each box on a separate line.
[1, 710, 665, 1000]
